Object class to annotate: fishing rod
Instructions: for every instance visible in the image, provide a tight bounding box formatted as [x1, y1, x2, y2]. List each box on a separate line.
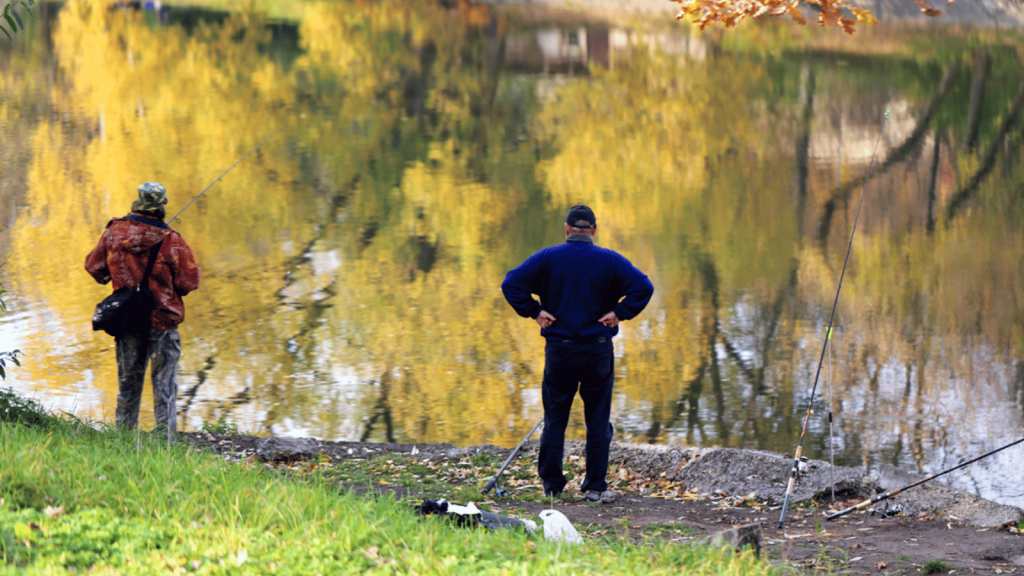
[827, 327, 835, 504]
[169, 128, 284, 223]
[483, 418, 544, 497]
[778, 109, 890, 529]
[826, 436, 1024, 521]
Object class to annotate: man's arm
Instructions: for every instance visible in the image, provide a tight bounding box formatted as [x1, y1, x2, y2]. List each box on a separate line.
[84, 233, 111, 285]
[501, 252, 545, 320]
[611, 255, 654, 321]
[169, 233, 201, 296]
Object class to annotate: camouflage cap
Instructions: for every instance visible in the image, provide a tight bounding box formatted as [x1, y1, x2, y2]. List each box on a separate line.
[132, 182, 168, 213]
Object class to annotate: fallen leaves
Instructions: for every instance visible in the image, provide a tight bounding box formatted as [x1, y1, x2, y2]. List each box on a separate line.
[43, 506, 64, 518]
[253, 447, 778, 514]
[670, 0, 944, 34]
[362, 545, 396, 566]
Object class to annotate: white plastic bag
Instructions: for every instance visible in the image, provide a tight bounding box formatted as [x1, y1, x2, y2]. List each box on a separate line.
[538, 510, 583, 545]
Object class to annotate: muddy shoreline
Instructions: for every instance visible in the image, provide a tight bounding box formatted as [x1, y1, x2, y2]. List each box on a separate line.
[185, 432, 1024, 574]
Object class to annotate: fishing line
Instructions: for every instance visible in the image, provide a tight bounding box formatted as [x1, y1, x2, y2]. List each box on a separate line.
[778, 109, 890, 529]
[826, 436, 1024, 521]
[169, 127, 285, 224]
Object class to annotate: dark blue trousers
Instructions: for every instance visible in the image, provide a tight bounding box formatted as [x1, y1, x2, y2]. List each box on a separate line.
[538, 337, 615, 494]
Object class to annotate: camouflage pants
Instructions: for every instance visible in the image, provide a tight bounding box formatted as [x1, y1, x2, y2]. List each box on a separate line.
[115, 329, 180, 436]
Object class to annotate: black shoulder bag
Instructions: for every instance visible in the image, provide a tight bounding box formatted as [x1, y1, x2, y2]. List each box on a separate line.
[92, 239, 165, 338]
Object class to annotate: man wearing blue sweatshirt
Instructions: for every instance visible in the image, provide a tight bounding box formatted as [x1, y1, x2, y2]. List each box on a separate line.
[501, 205, 654, 503]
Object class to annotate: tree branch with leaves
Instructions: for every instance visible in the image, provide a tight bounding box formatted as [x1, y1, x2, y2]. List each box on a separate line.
[671, 0, 946, 34]
[1, 0, 34, 40]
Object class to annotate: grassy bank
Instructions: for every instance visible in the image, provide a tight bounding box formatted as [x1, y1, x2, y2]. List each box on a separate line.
[0, 391, 776, 575]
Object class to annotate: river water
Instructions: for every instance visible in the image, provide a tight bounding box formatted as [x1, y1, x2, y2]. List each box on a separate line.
[1, 1, 1022, 508]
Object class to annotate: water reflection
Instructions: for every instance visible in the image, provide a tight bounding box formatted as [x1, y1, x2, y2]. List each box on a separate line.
[1, 0, 1022, 507]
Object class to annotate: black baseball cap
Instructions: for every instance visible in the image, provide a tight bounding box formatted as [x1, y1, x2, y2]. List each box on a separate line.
[565, 205, 596, 229]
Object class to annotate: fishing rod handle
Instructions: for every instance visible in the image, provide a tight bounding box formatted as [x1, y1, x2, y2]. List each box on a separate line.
[777, 446, 805, 527]
[777, 491, 793, 528]
[777, 476, 798, 528]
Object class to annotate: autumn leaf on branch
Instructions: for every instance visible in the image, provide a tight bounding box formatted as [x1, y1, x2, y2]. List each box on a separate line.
[911, 0, 944, 16]
[671, 0, 944, 33]
[850, 7, 878, 26]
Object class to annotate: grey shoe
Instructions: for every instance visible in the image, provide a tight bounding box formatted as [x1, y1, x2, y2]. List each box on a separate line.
[584, 490, 616, 504]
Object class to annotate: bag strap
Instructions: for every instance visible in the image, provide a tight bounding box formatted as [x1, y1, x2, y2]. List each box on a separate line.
[139, 238, 166, 288]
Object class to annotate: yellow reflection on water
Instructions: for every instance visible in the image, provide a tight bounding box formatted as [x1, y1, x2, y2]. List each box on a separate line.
[1, 0, 1022, 499]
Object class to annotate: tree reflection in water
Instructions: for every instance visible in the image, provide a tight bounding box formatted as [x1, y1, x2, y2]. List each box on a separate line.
[1, 0, 1022, 506]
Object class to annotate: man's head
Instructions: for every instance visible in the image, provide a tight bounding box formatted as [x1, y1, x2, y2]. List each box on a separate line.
[564, 204, 597, 237]
[132, 181, 168, 220]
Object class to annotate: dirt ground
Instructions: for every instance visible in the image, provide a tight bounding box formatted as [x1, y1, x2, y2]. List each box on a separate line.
[184, 433, 1024, 575]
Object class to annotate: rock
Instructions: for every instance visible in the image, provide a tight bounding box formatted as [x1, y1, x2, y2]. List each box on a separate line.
[256, 436, 321, 461]
[559, 442, 867, 503]
[702, 523, 763, 557]
[440, 444, 504, 460]
[672, 447, 866, 503]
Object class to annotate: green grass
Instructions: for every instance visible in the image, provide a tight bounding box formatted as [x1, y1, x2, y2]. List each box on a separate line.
[200, 415, 242, 436]
[643, 522, 700, 538]
[922, 558, 952, 574]
[312, 455, 488, 503]
[0, 387, 43, 427]
[0, 398, 779, 575]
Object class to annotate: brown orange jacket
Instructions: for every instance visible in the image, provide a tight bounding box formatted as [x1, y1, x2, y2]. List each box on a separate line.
[85, 214, 201, 330]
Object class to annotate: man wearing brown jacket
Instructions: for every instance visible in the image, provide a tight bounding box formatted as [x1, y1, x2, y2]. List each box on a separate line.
[85, 182, 201, 437]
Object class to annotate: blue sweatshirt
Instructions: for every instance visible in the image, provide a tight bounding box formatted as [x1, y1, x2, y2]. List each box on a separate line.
[501, 235, 654, 341]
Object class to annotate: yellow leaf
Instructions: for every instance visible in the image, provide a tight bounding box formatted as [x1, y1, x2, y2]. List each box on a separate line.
[851, 7, 878, 26]
[14, 523, 32, 542]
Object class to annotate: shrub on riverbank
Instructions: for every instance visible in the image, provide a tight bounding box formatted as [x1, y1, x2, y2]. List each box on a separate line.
[0, 390, 777, 575]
